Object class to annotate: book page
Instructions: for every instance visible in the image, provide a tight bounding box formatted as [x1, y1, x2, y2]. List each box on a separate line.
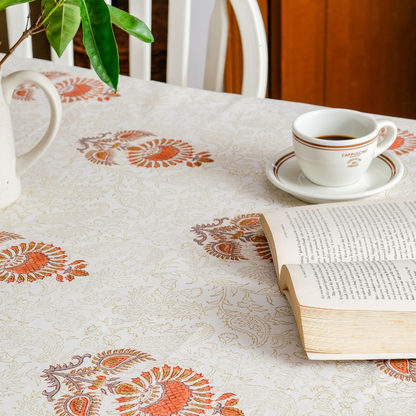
[306, 351, 416, 360]
[283, 259, 416, 311]
[261, 197, 416, 276]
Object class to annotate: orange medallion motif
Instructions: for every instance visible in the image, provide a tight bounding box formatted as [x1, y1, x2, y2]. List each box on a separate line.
[77, 131, 214, 169]
[127, 139, 193, 168]
[115, 364, 213, 416]
[379, 127, 416, 155]
[0, 238, 89, 283]
[0, 242, 66, 283]
[54, 78, 120, 103]
[42, 350, 245, 416]
[61, 82, 92, 98]
[6, 251, 50, 274]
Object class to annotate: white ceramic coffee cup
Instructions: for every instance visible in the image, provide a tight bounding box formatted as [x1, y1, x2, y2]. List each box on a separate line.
[292, 108, 397, 187]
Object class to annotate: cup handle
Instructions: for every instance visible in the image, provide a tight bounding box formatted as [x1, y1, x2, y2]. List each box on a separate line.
[374, 119, 397, 157]
[1, 70, 62, 178]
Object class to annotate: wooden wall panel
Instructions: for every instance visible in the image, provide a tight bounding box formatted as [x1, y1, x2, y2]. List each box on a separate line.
[0, 10, 9, 53]
[30, 1, 50, 60]
[273, 0, 416, 118]
[325, 0, 416, 118]
[280, 0, 325, 105]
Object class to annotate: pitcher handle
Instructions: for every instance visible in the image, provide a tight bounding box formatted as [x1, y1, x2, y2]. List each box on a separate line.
[1, 70, 62, 177]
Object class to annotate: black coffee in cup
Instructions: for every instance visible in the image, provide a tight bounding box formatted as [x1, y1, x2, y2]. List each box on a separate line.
[316, 135, 356, 140]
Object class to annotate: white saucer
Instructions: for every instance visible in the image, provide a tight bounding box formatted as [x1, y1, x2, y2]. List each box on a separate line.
[266, 147, 404, 204]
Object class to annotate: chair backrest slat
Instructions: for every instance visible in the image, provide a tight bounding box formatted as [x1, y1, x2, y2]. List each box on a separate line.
[6, 4, 32, 58]
[203, 0, 229, 93]
[166, 0, 192, 87]
[129, 0, 152, 80]
[229, 0, 268, 98]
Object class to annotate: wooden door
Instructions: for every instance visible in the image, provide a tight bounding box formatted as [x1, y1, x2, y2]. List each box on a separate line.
[269, 0, 416, 119]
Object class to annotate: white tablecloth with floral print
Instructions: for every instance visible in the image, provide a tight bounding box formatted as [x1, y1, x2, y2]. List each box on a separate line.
[1, 56, 416, 416]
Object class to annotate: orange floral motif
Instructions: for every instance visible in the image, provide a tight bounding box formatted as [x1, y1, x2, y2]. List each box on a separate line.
[191, 214, 272, 262]
[187, 151, 214, 167]
[54, 77, 119, 102]
[377, 359, 416, 382]
[77, 131, 214, 169]
[57, 259, 89, 282]
[13, 71, 68, 101]
[42, 349, 244, 416]
[12, 72, 119, 103]
[127, 139, 194, 168]
[115, 364, 213, 416]
[378, 127, 416, 155]
[0, 240, 88, 283]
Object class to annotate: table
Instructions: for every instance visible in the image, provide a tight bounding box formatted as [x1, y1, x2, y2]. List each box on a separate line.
[1, 56, 416, 416]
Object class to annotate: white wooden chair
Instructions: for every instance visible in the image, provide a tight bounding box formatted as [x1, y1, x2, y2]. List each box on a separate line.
[5, 0, 268, 98]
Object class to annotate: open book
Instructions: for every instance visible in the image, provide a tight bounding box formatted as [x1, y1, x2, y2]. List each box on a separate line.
[260, 197, 416, 360]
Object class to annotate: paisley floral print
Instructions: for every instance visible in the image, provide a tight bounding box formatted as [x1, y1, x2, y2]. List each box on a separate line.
[77, 131, 214, 169]
[191, 214, 272, 262]
[42, 349, 245, 416]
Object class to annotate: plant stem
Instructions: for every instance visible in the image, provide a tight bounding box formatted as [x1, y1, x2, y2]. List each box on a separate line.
[40, 0, 64, 26]
[0, 0, 64, 70]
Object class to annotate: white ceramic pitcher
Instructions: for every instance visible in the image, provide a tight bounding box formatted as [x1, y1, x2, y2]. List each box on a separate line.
[0, 70, 62, 209]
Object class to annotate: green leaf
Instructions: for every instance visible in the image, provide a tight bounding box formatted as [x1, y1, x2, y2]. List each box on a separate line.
[43, 0, 81, 57]
[108, 4, 153, 43]
[41, 0, 79, 9]
[0, 0, 35, 12]
[78, 0, 119, 92]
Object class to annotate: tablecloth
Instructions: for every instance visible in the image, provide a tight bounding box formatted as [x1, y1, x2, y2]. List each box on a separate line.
[1, 56, 416, 416]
